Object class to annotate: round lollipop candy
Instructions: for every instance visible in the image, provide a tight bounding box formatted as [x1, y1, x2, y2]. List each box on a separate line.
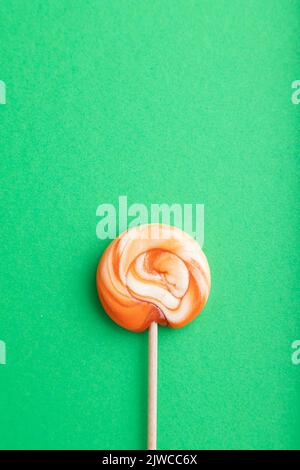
[96, 223, 210, 449]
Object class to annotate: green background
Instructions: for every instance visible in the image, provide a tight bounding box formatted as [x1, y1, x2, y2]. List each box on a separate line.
[1, 0, 300, 450]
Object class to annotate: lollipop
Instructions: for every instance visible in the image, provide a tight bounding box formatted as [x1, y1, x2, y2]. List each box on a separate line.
[96, 224, 210, 449]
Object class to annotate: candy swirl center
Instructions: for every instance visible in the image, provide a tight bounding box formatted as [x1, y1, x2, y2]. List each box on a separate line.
[126, 249, 189, 311]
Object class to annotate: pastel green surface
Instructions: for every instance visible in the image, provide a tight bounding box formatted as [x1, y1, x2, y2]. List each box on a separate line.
[1, 0, 299, 450]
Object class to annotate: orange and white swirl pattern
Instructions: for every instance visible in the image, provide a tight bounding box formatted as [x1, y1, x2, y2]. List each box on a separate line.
[97, 224, 210, 332]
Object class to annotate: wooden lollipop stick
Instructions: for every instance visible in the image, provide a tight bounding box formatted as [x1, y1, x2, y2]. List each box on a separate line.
[147, 322, 158, 450]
